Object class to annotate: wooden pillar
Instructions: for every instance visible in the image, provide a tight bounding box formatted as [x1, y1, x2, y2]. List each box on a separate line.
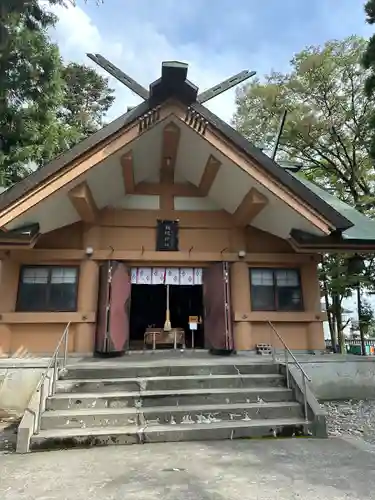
[0, 259, 19, 312]
[300, 260, 325, 351]
[230, 261, 252, 350]
[74, 226, 100, 354]
[229, 228, 252, 350]
[0, 259, 20, 355]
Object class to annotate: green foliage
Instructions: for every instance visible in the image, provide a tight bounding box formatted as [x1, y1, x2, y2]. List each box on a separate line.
[365, 0, 375, 22]
[358, 299, 375, 337]
[233, 36, 375, 350]
[363, 1, 375, 160]
[0, 16, 67, 185]
[0, 2, 115, 188]
[233, 36, 375, 213]
[319, 255, 356, 301]
[60, 63, 115, 141]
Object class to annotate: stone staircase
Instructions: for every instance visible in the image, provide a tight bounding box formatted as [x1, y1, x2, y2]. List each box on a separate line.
[30, 360, 311, 451]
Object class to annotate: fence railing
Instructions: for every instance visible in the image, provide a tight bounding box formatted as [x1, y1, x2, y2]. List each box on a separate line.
[268, 321, 311, 428]
[34, 322, 71, 434]
[325, 338, 375, 346]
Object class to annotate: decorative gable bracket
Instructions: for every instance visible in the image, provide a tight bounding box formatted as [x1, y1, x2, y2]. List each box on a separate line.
[184, 107, 208, 135]
[138, 106, 161, 133]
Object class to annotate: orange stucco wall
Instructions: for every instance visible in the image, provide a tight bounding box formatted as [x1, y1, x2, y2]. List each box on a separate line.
[0, 208, 325, 356]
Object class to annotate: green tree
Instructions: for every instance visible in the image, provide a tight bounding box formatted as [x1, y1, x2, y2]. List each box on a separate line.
[350, 299, 375, 338]
[233, 36, 375, 352]
[358, 299, 375, 337]
[0, 0, 100, 37]
[0, 1, 63, 52]
[0, 17, 69, 187]
[60, 63, 115, 142]
[363, 0, 375, 159]
[0, 6, 115, 188]
[320, 255, 360, 352]
[233, 36, 375, 213]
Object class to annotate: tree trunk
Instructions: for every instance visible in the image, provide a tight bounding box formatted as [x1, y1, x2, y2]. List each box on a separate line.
[327, 309, 337, 352]
[332, 293, 345, 353]
[357, 283, 366, 356]
[323, 283, 336, 351]
[321, 258, 336, 352]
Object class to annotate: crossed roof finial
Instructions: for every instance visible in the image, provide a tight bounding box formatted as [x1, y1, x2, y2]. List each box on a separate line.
[87, 53, 256, 104]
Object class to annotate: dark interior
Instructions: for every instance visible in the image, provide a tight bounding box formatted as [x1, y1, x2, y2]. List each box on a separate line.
[129, 285, 166, 346]
[170, 285, 204, 348]
[129, 284, 204, 348]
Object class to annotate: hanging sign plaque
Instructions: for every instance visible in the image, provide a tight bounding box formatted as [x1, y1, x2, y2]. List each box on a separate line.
[156, 220, 179, 251]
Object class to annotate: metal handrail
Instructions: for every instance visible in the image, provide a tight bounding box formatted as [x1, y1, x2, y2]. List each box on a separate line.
[34, 322, 71, 434]
[268, 320, 311, 428]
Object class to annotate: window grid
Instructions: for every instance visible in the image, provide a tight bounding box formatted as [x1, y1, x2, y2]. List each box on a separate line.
[51, 268, 77, 284]
[275, 270, 299, 287]
[17, 266, 79, 312]
[22, 267, 49, 284]
[250, 268, 303, 312]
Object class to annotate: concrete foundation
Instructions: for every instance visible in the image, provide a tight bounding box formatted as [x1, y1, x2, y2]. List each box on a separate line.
[0, 359, 49, 416]
[280, 354, 375, 401]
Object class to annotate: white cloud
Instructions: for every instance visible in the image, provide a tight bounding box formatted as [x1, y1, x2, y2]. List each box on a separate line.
[47, 1, 371, 125]
[48, 3, 248, 123]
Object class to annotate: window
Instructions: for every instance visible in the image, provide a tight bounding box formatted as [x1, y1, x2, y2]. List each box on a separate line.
[250, 268, 303, 311]
[17, 266, 79, 312]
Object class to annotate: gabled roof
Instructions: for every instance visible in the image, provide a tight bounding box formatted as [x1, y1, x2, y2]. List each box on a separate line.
[288, 173, 375, 249]
[289, 173, 375, 240]
[0, 61, 360, 235]
[191, 102, 352, 231]
[0, 100, 151, 212]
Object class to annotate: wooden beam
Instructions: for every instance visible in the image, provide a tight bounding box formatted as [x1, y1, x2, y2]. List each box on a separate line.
[134, 182, 202, 197]
[233, 188, 268, 226]
[160, 122, 180, 184]
[0, 248, 317, 264]
[233, 311, 326, 323]
[199, 155, 221, 196]
[0, 312, 96, 324]
[189, 115, 333, 234]
[121, 151, 135, 194]
[97, 208, 234, 228]
[0, 105, 179, 229]
[68, 182, 98, 223]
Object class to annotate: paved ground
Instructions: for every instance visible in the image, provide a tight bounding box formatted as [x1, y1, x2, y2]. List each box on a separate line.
[1, 438, 375, 499]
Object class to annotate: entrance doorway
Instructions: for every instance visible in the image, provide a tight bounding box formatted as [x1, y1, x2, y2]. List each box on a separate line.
[95, 263, 233, 354]
[129, 283, 204, 349]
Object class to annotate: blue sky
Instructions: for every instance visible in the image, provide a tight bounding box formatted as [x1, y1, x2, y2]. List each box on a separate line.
[49, 0, 372, 123]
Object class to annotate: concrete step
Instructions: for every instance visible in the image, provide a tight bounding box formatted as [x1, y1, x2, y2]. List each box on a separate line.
[55, 373, 285, 394]
[46, 387, 294, 411]
[30, 418, 309, 451]
[61, 362, 279, 380]
[40, 401, 303, 430]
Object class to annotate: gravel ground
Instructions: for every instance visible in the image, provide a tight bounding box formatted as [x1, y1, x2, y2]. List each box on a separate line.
[0, 417, 19, 454]
[323, 400, 375, 443]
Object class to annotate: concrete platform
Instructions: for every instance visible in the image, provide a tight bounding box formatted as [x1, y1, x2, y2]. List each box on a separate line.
[31, 417, 308, 451]
[55, 373, 285, 393]
[41, 401, 302, 430]
[62, 358, 279, 379]
[47, 387, 295, 410]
